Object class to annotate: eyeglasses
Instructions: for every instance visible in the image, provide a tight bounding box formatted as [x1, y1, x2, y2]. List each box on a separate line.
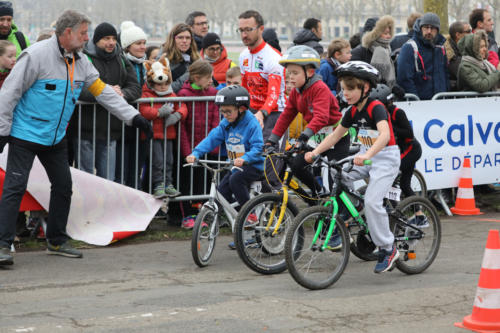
[463, 29, 472, 33]
[220, 109, 236, 115]
[194, 21, 209, 27]
[206, 46, 222, 52]
[236, 26, 259, 34]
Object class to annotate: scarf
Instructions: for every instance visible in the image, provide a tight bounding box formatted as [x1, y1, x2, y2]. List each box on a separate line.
[126, 52, 146, 64]
[462, 55, 497, 74]
[370, 38, 395, 87]
[96, 45, 118, 61]
[204, 54, 217, 63]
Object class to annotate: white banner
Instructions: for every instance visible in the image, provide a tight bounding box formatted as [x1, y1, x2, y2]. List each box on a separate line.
[395, 97, 500, 190]
[0, 146, 162, 246]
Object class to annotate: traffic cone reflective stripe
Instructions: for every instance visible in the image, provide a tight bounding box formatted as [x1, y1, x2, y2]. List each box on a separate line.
[450, 157, 482, 215]
[455, 230, 500, 332]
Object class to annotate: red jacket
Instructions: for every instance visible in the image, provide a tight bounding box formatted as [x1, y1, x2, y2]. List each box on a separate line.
[201, 46, 233, 84]
[139, 83, 188, 140]
[272, 75, 342, 138]
[177, 81, 219, 157]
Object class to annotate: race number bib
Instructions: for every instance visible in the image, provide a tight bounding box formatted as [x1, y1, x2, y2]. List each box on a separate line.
[307, 125, 335, 148]
[357, 128, 380, 148]
[385, 187, 401, 201]
[226, 143, 245, 160]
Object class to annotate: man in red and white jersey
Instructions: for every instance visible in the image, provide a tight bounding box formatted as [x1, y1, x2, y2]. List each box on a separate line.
[238, 10, 285, 140]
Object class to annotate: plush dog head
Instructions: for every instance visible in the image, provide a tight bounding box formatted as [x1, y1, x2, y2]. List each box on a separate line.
[145, 55, 172, 85]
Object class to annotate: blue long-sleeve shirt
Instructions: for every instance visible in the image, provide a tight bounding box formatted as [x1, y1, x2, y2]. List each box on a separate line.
[192, 110, 264, 170]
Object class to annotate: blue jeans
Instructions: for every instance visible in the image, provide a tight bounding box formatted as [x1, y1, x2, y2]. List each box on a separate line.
[74, 139, 116, 181]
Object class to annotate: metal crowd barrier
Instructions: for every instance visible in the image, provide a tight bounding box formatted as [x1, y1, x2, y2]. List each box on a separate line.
[73, 96, 218, 203]
[71, 91, 491, 209]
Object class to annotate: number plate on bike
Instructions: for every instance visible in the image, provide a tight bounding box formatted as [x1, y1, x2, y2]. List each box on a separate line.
[385, 187, 401, 201]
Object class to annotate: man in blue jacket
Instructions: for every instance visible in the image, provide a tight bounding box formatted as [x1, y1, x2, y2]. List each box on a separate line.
[0, 10, 152, 265]
[396, 12, 449, 100]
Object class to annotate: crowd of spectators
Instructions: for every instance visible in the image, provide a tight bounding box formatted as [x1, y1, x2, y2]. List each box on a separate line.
[1, 1, 500, 227]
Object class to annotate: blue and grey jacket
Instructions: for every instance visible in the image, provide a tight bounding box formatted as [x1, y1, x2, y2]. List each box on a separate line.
[0, 34, 139, 146]
[192, 110, 264, 171]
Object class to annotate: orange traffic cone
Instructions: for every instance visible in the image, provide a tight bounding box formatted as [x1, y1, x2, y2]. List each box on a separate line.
[455, 229, 500, 332]
[451, 157, 482, 215]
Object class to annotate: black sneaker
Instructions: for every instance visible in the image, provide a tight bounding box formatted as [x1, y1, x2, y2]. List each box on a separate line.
[0, 247, 13, 265]
[374, 246, 399, 273]
[46, 241, 83, 258]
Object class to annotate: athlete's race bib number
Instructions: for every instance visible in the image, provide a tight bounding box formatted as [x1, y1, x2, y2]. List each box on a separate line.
[307, 125, 335, 148]
[385, 187, 401, 201]
[357, 128, 380, 148]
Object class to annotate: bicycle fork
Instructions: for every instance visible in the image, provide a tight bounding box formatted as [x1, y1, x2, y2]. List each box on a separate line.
[265, 172, 298, 236]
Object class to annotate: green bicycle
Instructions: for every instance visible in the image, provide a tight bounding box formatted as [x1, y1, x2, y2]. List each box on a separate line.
[284, 155, 441, 290]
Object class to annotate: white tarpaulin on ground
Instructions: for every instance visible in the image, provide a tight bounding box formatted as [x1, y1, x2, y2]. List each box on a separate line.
[0, 145, 162, 246]
[395, 97, 500, 190]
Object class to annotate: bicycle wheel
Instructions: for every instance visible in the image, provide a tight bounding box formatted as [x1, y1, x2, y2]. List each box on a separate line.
[234, 193, 299, 275]
[411, 169, 427, 197]
[191, 206, 218, 267]
[391, 196, 441, 274]
[285, 206, 350, 290]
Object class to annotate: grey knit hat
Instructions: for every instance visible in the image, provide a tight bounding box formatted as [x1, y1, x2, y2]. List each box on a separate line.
[420, 12, 440, 32]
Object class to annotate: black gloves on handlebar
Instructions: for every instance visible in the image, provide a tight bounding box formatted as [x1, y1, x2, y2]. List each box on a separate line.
[295, 133, 309, 152]
[264, 141, 277, 154]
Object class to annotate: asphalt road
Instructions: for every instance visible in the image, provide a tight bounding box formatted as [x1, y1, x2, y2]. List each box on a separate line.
[1, 212, 499, 333]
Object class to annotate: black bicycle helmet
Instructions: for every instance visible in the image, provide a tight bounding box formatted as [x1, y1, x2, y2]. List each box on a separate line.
[369, 84, 392, 105]
[335, 61, 380, 88]
[215, 85, 250, 108]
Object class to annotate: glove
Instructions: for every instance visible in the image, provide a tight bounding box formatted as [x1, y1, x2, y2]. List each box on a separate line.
[0, 136, 8, 153]
[164, 112, 181, 127]
[391, 84, 406, 101]
[264, 141, 277, 154]
[132, 114, 154, 141]
[296, 133, 309, 151]
[158, 103, 174, 118]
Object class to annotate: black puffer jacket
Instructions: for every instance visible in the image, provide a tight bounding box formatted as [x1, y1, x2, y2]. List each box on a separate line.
[76, 40, 141, 140]
[292, 28, 323, 54]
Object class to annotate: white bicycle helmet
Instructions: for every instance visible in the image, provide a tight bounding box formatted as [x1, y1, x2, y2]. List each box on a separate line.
[335, 61, 380, 88]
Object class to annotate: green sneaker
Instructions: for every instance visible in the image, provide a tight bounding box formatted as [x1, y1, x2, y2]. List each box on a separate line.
[165, 184, 181, 198]
[153, 183, 167, 199]
[46, 241, 83, 258]
[0, 247, 13, 265]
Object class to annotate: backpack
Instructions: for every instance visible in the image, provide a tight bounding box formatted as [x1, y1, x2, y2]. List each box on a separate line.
[402, 39, 446, 80]
[14, 31, 27, 51]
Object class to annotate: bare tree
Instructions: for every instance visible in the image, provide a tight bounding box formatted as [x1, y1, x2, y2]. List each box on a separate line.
[448, 0, 473, 22]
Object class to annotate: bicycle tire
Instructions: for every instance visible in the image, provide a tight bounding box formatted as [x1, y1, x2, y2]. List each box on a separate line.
[191, 206, 218, 267]
[391, 196, 441, 274]
[285, 206, 350, 290]
[234, 193, 299, 275]
[411, 169, 427, 197]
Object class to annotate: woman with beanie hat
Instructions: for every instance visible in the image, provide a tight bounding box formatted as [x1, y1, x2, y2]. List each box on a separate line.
[121, 23, 148, 86]
[200, 32, 236, 84]
[117, 22, 148, 186]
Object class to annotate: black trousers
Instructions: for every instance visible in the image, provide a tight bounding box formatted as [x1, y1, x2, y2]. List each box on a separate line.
[289, 134, 351, 200]
[0, 139, 72, 248]
[399, 140, 422, 197]
[217, 165, 262, 207]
